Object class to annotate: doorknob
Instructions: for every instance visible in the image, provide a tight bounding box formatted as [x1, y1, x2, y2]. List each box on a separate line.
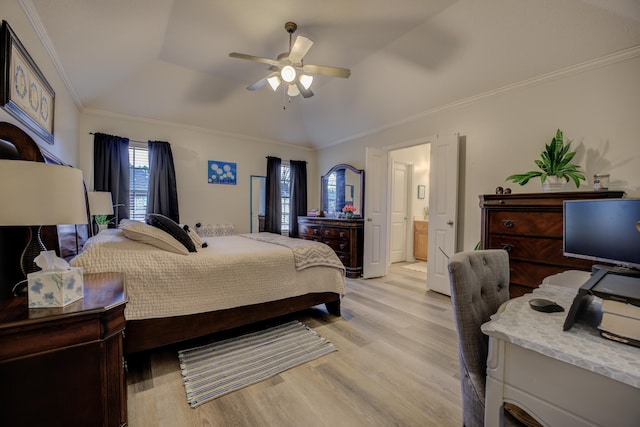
[367, 218, 373, 222]
[447, 220, 454, 225]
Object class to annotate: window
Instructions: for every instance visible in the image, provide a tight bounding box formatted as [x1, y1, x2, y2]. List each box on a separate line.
[129, 142, 149, 221]
[280, 162, 291, 234]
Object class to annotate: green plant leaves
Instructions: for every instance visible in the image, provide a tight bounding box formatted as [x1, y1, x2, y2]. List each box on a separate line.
[506, 129, 586, 188]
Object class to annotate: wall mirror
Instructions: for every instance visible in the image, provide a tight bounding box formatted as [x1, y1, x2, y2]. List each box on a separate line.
[321, 164, 364, 217]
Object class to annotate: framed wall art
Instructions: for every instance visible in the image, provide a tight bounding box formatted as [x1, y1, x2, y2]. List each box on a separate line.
[417, 184, 426, 199]
[208, 160, 237, 185]
[1, 20, 55, 144]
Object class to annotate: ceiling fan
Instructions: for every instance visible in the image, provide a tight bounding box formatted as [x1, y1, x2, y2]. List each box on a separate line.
[229, 22, 351, 99]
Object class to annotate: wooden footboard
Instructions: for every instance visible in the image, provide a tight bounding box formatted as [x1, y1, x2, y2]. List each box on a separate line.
[124, 292, 340, 354]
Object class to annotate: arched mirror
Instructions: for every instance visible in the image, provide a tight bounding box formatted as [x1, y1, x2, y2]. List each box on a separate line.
[321, 164, 364, 217]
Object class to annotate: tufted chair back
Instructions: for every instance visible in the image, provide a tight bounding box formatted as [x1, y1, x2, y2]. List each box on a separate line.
[448, 249, 510, 427]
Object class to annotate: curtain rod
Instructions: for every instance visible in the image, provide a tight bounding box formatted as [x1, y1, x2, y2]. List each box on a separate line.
[264, 157, 307, 163]
[89, 132, 146, 145]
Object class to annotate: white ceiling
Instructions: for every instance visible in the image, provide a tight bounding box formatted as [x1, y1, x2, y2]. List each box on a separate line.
[29, 0, 640, 149]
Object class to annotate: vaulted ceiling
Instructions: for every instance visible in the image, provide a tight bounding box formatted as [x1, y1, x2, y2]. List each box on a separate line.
[30, 0, 640, 148]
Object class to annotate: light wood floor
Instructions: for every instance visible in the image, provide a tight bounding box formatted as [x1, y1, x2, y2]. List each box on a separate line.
[126, 263, 462, 426]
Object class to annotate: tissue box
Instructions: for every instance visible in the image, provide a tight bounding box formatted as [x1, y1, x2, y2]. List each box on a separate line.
[27, 268, 84, 308]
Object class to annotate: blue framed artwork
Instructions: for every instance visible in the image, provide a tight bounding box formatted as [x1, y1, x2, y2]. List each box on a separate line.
[208, 160, 237, 185]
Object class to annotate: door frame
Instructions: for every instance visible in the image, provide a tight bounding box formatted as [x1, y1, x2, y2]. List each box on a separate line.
[364, 137, 435, 276]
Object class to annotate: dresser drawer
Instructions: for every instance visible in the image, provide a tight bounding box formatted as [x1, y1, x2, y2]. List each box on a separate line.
[299, 224, 322, 236]
[322, 238, 350, 254]
[488, 211, 563, 237]
[509, 260, 570, 290]
[321, 227, 349, 240]
[487, 235, 593, 269]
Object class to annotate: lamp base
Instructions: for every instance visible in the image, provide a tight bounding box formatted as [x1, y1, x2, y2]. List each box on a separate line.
[20, 225, 47, 277]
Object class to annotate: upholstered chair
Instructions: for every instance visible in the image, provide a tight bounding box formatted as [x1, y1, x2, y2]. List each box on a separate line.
[448, 250, 539, 427]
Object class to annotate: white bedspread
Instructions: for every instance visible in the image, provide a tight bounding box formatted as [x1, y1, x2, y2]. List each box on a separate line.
[70, 230, 346, 320]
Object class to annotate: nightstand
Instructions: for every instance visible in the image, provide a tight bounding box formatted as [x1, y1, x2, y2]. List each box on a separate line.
[0, 272, 127, 427]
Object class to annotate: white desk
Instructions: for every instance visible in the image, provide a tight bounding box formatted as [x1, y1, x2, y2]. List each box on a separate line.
[482, 283, 640, 427]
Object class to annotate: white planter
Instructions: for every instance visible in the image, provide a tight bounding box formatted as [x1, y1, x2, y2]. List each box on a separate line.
[542, 176, 565, 192]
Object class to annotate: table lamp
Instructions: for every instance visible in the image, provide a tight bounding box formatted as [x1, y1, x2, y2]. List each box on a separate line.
[0, 160, 88, 291]
[87, 191, 114, 233]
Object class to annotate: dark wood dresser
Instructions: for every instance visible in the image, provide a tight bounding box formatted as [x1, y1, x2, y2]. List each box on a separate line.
[480, 191, 625, 297]
[0, 272, 127, 427]
[298, 217, 364, 278]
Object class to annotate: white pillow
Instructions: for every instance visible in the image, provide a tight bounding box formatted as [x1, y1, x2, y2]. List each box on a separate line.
[119, 219, 189, 255]
[186, 227, 203, 249]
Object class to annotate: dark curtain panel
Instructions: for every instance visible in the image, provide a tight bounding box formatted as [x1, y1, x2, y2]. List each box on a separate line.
[93, 133, 130, 226]
[265, 156, 282, 234]
[147, 141, 180, 223]
[289, 160, 307, 238]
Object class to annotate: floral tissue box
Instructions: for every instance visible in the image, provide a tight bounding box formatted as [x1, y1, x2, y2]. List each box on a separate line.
[27, 267, 84, 308]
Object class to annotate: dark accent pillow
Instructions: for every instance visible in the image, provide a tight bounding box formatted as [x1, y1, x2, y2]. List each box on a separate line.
[146, 214, 196, 252]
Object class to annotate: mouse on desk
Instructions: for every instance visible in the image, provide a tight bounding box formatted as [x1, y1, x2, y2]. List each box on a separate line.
[529, 298, 565, 313]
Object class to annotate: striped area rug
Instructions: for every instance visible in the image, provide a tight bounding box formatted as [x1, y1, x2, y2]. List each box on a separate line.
[178, 320, 337, 407]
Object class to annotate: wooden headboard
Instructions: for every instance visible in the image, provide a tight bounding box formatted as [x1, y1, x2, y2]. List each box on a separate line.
[0, 122, 90, 298]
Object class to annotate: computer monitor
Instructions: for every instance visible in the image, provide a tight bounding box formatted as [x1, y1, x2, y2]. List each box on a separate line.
[563, 198, 640, 273]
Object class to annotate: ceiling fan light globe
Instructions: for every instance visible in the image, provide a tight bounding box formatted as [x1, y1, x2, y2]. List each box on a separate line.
[287, 84, 300, 97]
[267, 76, 281, 91]
[300, 74, 313, 90]
[281, 65, 296, 83]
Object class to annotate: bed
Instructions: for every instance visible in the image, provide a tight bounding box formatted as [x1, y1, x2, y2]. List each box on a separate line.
[0, 121, 345, 355]
[71, 227, 346, 354]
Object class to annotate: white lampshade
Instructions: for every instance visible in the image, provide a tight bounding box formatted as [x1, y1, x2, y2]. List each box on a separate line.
[287, 84, 300, 97]
[299, 74, 313, 90]
[267, 75, 281, 91]
[0, 160, 88, 226]
[88, 191, 114, 216]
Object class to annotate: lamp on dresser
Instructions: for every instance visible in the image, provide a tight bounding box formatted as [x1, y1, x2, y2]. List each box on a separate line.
[87, 191, 114, 233]
[0, 160, 88, 295]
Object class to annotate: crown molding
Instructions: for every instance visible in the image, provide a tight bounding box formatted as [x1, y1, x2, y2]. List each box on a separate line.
[83, 109, 316, 151]
[326, 44, 640, 148]
[19, 0, 83, 109]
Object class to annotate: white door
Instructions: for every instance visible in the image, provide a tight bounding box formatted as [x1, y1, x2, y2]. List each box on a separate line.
[426, 134, 459, 296]
[390, 161, 409, 263]
[363, 147, 388, 278]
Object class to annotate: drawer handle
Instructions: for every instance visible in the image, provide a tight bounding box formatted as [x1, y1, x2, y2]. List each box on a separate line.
[339, 232, 345, 238]
[339, 244, 346, 250]
[313, 229, 319, 234]
[501, 243, 514, 252]
[324, 230, 330, 236]
[501, 219, 514, 228]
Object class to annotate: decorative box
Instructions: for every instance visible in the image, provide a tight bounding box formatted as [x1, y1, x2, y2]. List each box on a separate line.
[27, 267, 84, 308]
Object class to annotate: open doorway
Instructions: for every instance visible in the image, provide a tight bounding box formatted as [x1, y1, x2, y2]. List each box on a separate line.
[389, 144, 430, 270]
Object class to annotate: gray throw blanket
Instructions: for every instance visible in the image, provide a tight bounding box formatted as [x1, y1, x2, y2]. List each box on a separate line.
[239, 233, 345, 274]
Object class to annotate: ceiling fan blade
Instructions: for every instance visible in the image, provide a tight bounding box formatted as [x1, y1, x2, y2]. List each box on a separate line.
[229, 52, 280, 67]
[288, 36, 313, 64]
[302, 64, 351, 79]
[295, 80, 314, 99]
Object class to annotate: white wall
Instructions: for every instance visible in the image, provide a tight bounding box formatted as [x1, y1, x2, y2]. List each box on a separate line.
[318, 53, 640, 252]
[78, 111, 318, 233]
[0, 1, 79, 164]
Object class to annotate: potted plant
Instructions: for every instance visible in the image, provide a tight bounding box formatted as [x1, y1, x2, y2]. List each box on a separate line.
[506, 129, 586, 191]
[94, 215, 112, 232]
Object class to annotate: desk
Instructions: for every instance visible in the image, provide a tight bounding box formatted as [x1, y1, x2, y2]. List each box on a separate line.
[482, 283, 640, 427]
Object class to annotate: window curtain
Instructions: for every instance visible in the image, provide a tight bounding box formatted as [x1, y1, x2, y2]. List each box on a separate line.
[93, 132, 130, 226]
[289, 160, 307, 238]
[147, 141, 180, 223]
[265, 156, 282, 234]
